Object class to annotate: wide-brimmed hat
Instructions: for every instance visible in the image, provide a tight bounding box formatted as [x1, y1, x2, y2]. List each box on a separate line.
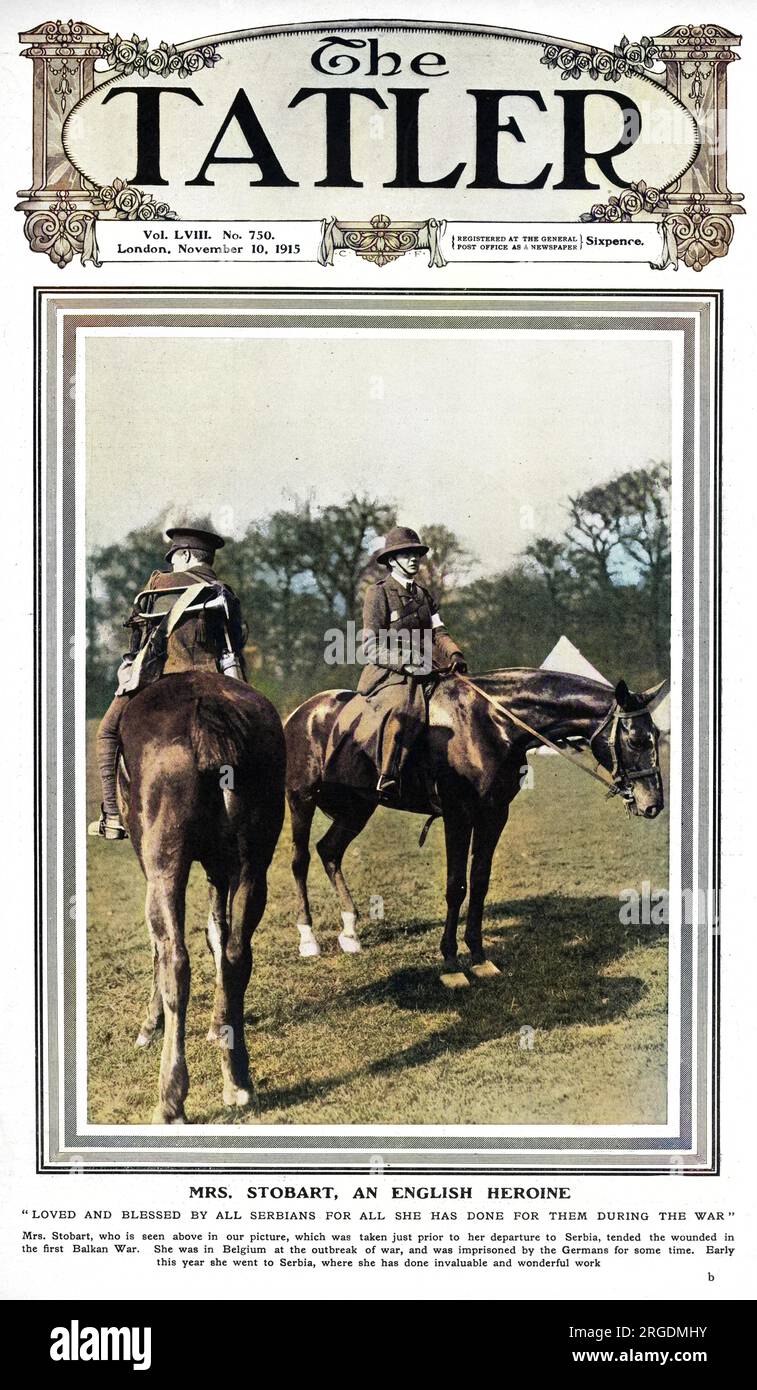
[164, 524, 225, 561]
[374, 526, 429, 564]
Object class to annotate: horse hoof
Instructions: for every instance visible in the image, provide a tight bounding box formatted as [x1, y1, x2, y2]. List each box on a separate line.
[297, 925, 321, 958]
[470, 960, 501, 980]
[135, 1029, 155, 1049]
[223, 1084, 256, 1110]
[440, 970, 470, 990]
[151, 1106, 186, 1125]
[338, 932, 361, 955]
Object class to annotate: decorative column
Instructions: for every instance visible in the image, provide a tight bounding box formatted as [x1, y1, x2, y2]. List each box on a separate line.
[16, 20, 110, 267]
[654, 24, 744, 270]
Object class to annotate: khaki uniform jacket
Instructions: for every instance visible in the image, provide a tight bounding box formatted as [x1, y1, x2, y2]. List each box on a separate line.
[143, 564, 230, 673]
[121, 565, 245, 688]
[356, 575, 463, 697]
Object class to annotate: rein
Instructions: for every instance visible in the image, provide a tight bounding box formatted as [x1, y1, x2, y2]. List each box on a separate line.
[457, 674, 651, 799]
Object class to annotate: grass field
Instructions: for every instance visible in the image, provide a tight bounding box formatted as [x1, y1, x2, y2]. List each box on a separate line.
[86, 722, 669, 1126]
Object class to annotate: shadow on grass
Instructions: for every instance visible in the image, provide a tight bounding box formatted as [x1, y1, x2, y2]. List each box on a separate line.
[256, 892, 667, 1113]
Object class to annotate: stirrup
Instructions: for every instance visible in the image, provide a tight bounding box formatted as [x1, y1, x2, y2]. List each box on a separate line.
[88, 806, 128, 840]
[376, 774, 401, 804]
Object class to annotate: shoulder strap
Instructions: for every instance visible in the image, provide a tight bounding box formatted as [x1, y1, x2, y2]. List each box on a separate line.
[119, 582, 215, 692]
[164, 581, 213, 637]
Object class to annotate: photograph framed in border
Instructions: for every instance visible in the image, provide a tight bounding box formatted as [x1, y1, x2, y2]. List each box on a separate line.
[35, 286, 719, 1173]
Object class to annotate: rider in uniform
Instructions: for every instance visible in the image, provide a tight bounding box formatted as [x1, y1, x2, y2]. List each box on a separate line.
[356, 526, 467, 801]
[88, 523, 247, 841]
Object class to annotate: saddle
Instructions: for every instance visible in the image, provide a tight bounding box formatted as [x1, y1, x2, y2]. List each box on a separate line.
[322, 690, 441, 832]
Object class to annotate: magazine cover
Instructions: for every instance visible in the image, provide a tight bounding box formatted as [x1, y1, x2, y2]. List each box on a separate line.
[1, 0, 755, 1358]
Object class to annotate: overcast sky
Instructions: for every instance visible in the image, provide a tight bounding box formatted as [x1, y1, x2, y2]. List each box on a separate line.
[85, 331, 672, 576]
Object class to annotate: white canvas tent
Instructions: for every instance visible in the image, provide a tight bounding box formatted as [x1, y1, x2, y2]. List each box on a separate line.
[538, 634, 670, 741]
[540, 635, 612, 687]
[535, 636, 611, 753]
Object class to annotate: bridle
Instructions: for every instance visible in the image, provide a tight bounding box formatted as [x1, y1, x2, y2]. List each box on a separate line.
[588, 701, 661, 804]
[456, 676, 661, 806]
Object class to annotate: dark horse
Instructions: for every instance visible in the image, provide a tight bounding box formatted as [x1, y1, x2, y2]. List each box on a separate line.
[117, 670, 286, 1122]
[284, 669, 664, 987]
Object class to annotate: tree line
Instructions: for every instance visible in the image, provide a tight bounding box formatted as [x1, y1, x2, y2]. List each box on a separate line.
[86, 462, 670, 715]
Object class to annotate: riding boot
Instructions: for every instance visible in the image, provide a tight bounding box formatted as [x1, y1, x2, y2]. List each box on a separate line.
[88, 804, 128, 840]
[91, 696, 128, 838]
[376, 737, 403, 802]
[376, 772, 400, 803]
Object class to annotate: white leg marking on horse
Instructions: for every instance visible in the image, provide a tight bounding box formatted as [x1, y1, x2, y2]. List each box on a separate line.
[151, 1106, 186, 1125]
[206, 905, 226, 1040]
[223, 1081, 256, 1109]
[206, 908, 223, 972]
[297, 923, 321, 958]
[338, 910, 361, 955]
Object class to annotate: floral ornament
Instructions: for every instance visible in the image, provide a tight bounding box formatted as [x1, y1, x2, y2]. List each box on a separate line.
[542, 35, 660, 82]
[23, 192, 99, 269]
[101, 33, 220, 78]
[319, 214, 446, 268]
[340, 213, 422, 267]
[96, 178, 177, 221]
[580, 181, 668, 223]
[613, 35, 661, 71]
[666, 196, 734, 272]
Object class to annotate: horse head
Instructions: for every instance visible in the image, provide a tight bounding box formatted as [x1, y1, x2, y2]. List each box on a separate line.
[590, 678, 666, 819]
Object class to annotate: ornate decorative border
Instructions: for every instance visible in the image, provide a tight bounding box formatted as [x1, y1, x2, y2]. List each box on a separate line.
[15, 20, 745, 272]
[319, 214, 446, 268]
[665, 195, 735, 271]
[541, 34, 662, 82]
[22, 179, 177, 269]
[101, 32, 220, 78]
[580, 181, 669, 224]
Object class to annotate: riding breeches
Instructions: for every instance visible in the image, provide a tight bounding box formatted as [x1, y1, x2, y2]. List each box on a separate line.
[96, 695, 128, 815]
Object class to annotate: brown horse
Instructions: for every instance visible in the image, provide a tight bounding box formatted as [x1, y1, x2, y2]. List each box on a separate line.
[284, 669, 664, 986]
[117, 670, 286, 1122]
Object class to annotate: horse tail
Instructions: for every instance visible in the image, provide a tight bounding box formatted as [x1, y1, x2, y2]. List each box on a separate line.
[190, 694, 255, 773]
